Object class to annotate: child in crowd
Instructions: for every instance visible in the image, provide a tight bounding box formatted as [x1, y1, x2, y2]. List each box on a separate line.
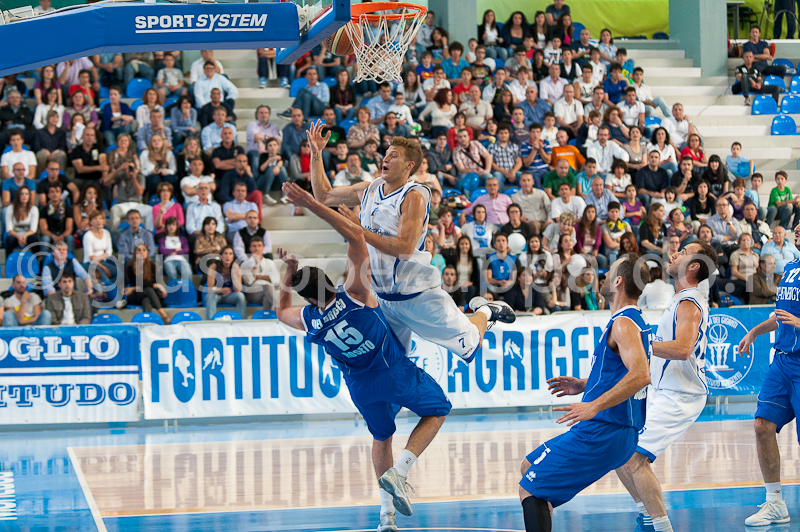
[326, 141, 349, 181]
[616, 48, 635, 81]
[606, 159, 632, 199]
[542, 37, 563, 66]
[452, 68, 474, 105]
[360, 139, 381, 175]
[768, 170, 799, 229]
[415, 52, 434, 82]
[541, 112, 559, 144]
[389, 92, 416, 129]
[588, 47, 606, 85]
[747, 172, 767, 220]
[622, 183, 646, 231]
[510, 108, 530, 145]
[727, 141, 753, 178]
[603, 201, 632, 263]
[653, 187, 683, 222]
[465, 38, 479, 64]
[524, 35, 536, 60]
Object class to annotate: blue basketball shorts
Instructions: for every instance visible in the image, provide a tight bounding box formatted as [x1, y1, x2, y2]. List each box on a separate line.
[756, 352, 800, 441]
[519, 420, 637, 508]
[346, 357, 452, 441]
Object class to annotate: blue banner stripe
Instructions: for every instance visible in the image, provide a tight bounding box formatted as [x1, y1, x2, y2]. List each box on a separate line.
[0, 371, 140, 377]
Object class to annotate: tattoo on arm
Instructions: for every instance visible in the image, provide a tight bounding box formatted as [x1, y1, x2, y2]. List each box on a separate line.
[314, 154, 321, 162]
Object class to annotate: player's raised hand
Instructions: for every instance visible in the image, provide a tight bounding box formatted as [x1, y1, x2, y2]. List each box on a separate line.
[277, 248, 299, 273]
[547, 376, 586, 397]
[282, 182, 316, 209]
[553, 401, 600, 426]
[306, 119, 331, 156]
[776, 309, 800, 329]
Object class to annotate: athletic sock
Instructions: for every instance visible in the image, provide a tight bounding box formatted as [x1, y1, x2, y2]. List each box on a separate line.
[521, 496, 552, 532]
[637, 501, 652, 526]
[652, 516, 673, 532]
[394, 449, 417, 477]
[477, 306, 493, 319]
[766, 482, 783, 502]
[379, 487, 394, 513]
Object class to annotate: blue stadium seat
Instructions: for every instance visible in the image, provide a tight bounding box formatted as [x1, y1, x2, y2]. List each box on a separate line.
[791, 76, 800, 94]
[290, 77, 309, 97]
[2, 145, 30, 154]
[763, 75, 787, 91]
[164, 96, 179, 109]
[125, 78, 152, 99]
[252, 310, 277, 320]
[504, 186, 520, 196]
[99, 99, 110, 109]
[493, 58, 504, 71]
[572, 22, 585, 41]
[322, 77, 337, 87]
[653, 32, 669, 39]
[441, 188, 460, 198]
[469, 187, 488, 202]
[173, 143, 184, 155]
[105, 144, 116, 154]
[130, 100, 144, 112]
[340, 119, 357, 134]
[170, 311, 203, 324]
[781, 94, 800, 114]
[645, 116, 661, 127]
[771, 114, 797, 135]
[131, 312, 165, 325]
[752, 94, 779, 115]
[773, 58, 794, 70]
[92, 313, 123, 325]
[99, 86, 110, 99]
[567, 138, 577, 146]
[165, 279, 198, 308]
[5, 251, 39, 278]
[212, 310, 242, 321]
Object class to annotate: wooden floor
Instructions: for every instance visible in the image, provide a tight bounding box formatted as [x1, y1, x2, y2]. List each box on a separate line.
[69, 419, 800, 519]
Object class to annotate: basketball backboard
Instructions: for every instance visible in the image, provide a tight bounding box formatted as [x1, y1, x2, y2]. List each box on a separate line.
[276, 0, 351, 65]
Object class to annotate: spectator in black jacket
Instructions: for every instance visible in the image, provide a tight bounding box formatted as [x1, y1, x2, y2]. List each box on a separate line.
[198, 88, 236, 129]
[504, 267, 546, 314]
[441, 265, 466, 309]
[0, 91, 35, 146]
[635, 150, 670, 209]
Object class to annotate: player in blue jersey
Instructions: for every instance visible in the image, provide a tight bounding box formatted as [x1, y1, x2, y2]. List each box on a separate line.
[277, 182, 451, 532]
[738, 222, 800, 527]
[518, 254, 652, 532]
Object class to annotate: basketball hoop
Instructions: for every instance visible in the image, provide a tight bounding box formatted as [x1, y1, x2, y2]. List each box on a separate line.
[345, 2, 427, 83]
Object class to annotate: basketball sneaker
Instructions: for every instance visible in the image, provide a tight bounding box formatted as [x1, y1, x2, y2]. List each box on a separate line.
[745, 501, 790, 526]
[378, 467, 414, 516]
[377, 511, 397, 532]
[634, 514, 655, 532]
[468, 296, 516, 328]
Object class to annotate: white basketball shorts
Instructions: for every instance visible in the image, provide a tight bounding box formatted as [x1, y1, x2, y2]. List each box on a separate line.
[636, 388, 707, 462]
[377, 286, 481, 360]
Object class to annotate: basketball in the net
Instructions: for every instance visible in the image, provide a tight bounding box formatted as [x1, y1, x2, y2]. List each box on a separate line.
[324, 26, 355, 56]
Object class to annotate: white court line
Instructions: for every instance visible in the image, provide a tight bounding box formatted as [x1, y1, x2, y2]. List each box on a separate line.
[66, 447, 108, 532]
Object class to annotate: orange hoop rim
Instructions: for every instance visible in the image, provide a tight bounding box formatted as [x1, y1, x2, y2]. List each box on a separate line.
[350, 2, 427, 23]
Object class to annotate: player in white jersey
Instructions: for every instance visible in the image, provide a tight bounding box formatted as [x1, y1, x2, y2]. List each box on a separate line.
[615, 241, 718, 532]
[302, 121, 515, 362]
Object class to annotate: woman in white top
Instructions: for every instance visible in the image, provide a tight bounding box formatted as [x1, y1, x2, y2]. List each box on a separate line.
[136, 88, 165, 129]
[396, 70, 426, 114]
[82, 210, 116, 283]
[140, 133, 177, 199]
[418, 88, 458, 138]
[34, 87, 65, 129]
[411, 156, 442, 194]
[4, 186, 38, 258]
[597, 29, 618, 68]
[638, 263, 676, 309]
[646, 126, 679, 178]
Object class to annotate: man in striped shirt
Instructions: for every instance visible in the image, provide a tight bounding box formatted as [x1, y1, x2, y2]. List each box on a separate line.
[488, 125, 523, 190]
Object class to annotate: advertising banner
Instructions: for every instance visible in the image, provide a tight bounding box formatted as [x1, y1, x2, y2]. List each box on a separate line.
[0, 325, 140, 424]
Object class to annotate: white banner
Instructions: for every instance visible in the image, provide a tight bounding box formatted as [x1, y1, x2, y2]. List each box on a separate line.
[0, 325, 140, 424]
[140, 312, 665, 420]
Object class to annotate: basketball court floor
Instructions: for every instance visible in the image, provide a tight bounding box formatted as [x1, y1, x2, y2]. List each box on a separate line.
[1, 404, 798, 531]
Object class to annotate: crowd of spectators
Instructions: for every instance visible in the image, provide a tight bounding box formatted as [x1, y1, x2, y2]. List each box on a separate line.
[0, 2, 789, 325]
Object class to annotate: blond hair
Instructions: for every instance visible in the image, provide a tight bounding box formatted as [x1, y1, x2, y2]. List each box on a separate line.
[390, 137, 424, 176]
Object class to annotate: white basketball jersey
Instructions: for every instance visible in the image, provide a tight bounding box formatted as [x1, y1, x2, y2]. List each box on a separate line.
[359, 179, 441, 295]
[651, 287, 710, 396]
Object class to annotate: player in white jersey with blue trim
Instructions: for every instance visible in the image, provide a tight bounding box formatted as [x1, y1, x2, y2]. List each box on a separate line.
[615, 241, 718, 532]
[304, 121, 515, 362]
[738, 222, 800, 527]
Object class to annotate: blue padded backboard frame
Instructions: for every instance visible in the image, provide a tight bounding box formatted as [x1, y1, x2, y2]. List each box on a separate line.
[277, 0, 351, 65]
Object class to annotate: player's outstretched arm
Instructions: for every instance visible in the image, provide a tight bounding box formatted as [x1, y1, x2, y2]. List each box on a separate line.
[554, 318, 650, 426]
[652, 300, 702, 361]
[275, 248, 305, 330]
[306, 120, 369, 208]
[739, 314, 778, 354]
[282, 183, 376, 307]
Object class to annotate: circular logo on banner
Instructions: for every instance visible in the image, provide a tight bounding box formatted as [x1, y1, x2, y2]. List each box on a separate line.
[705, 314, 754, 390]
[408, 338, 447, 383]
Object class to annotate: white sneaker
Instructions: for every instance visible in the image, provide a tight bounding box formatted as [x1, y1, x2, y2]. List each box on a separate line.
[745, 500, 790, 526]
[263, 194, 278, 206]
[377, 511, 397, 532]
[115, 299, 127, 309]
[378, 467, 413, 516]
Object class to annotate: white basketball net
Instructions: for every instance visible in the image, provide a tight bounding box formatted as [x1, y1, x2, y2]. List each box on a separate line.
[345, 5, 426, 83]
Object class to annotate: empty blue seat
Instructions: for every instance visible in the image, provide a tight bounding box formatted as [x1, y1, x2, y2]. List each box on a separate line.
[340, 119, 357, 134]
[771, 114, 797, 135]
[125, 78, 152, 99]
[773, 58, 795, 70]
[99, 86, 110, 99]
[572, 21, 585, 41]
[105, 143, 116, 154]
[5, 251, 39, 278]
[212, 310, 242, 321]
[790, 75, 800, 94]
[131, 312, 165, 325]
[322, 77, 337, 87]
[493, 58, 504, 71]
[170, 311, 203, 324]
[164, 96, 179, 109]
[130, 100, 144, 112]
[469, 187, 488, 202]
[252, 310, 277, 320]
[781, 94, 800, 114]
[289, 77, 308, 97]
[763, 75, 787, 91]
[752, 94, 779, 115]
[165, 279, 198, 308]
[504, 186, 520, 196]
[92, 313, 123, 325]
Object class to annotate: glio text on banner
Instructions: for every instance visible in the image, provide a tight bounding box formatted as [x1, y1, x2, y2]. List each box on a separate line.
[0, 325, 140, 424]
